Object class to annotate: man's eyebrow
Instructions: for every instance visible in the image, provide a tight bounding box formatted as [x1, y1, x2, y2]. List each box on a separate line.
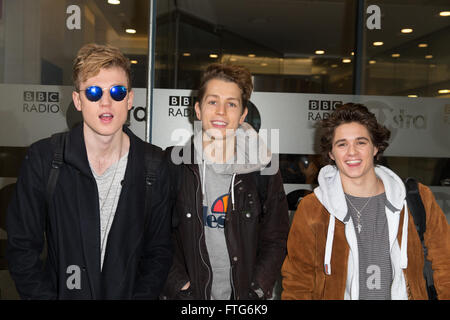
[333, 138, 346, 145]
[204, 94, 240, 101]
[333, 137, 370, 145]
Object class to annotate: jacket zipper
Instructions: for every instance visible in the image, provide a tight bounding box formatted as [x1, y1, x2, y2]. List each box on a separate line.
[230, 264, 236, 299]
[192, 169, 212, 300]
[227, 180, 237, 299]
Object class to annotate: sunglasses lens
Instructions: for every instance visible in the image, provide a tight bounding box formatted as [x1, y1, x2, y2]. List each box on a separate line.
[110, 85, 127, 101]
[85, 86, 102, 102]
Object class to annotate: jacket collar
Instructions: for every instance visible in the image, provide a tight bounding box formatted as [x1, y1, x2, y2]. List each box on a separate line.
[64, 123, 91, 178]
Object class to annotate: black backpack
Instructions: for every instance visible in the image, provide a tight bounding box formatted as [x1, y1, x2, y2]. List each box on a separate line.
[404, 177, 438, 300]
[45, 132, 163, 228]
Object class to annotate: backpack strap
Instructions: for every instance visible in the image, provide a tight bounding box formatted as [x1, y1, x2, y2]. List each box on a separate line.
[405, 177, 426, 240]
[164, 146, 182, 195]
[404, 177, 437, 300]
[163, 146, 186, 229]
[144, 143, 164, 228]
[46, 132, 67, 207]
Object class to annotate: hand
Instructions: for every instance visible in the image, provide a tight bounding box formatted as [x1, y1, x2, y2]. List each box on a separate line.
[181, 281, 190, 291]
[177, 281, 194, 300]
[249, 282, 265, 300]
[248, 288, 265, 300]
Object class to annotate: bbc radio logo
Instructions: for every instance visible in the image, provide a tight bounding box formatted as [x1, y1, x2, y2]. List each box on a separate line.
[308, 100, 342, 111]
[24, 91, 59, 103]
[308, 100, 342, 121]
[168, 95, 196, 117]
[169, 95, 195, 107]
[23, 91, 60, 113]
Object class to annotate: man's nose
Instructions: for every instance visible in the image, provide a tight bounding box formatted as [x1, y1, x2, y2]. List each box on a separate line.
[348, 143, 357, 155]
[99, 89, 112, 106]
[215, 102, 226, 115]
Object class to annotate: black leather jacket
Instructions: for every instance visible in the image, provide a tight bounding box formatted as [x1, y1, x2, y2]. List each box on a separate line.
[161, 144, 289, 300]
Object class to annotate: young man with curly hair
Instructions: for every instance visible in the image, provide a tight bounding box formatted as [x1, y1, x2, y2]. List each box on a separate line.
[282, 103, 450, 300]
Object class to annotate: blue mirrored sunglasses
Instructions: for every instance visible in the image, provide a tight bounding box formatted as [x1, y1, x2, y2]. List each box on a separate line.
[80, 85, 128, 102]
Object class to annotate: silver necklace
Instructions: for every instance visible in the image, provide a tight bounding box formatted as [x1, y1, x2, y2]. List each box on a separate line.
[345, 194, 373, 234]
[99, 157, 120, 212]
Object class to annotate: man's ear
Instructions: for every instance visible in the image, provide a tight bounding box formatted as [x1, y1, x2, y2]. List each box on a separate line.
[72, 91, 82, 112]
[194, 101, 202, 121]
[127, 90, 134, 111]
[328, 151, 335, 161]
[239, 106, 248, 125]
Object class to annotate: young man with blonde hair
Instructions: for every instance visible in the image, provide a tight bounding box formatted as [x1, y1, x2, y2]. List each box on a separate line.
[7, 43, 172, 299]
[162, 63, 289, 300]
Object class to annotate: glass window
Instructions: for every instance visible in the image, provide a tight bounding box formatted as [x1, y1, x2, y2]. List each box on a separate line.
[0, 0, 149, 87]
[359, 1, 450, 190]
[362, 1, 450, 98]
[155, 0, 356, 94]
[154, 0, 450, 225]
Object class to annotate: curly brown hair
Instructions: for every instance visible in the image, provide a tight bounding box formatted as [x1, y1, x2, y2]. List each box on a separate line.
[73, 43, 131, 91]
[319, 103, 391, 165]
[197, 63, 253, 113]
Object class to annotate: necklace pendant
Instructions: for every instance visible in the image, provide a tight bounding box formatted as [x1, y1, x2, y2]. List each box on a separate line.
[357, 223, 362, 233]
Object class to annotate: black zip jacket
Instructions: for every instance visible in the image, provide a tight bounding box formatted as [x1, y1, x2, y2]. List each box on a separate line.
[161, 144, 289, 300]
[6, 124, 172, 299]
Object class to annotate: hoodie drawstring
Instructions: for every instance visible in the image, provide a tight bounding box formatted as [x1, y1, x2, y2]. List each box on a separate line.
[400, 199, 409, 269]
[201, 159, 206, 198]
[324, 214, 335, 275]
[230, 173, 236, 211]
[202, 159, 237, 212]
[322, 200, 410, 276]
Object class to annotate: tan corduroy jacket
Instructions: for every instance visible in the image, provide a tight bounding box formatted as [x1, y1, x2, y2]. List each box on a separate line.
[282, 183, 450, 300]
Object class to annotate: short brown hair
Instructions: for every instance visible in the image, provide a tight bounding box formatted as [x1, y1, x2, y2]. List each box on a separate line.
[72, 43, 131, 91]
[197, 63, 253, 112]
[319, 103, 391, 165]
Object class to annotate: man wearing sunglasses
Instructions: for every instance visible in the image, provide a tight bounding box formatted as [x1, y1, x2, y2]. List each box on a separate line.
[6, 43, 172, 299]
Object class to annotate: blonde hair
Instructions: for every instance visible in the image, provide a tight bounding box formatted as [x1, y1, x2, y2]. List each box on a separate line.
[72, 43, 131, 90]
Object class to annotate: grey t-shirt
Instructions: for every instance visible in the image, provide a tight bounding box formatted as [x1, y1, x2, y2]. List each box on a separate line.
[91, 152, 128, 270]
[345, 192, 392, 300]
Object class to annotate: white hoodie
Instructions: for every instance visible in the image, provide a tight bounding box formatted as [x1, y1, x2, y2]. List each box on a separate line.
[314, 164, 410, 300]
